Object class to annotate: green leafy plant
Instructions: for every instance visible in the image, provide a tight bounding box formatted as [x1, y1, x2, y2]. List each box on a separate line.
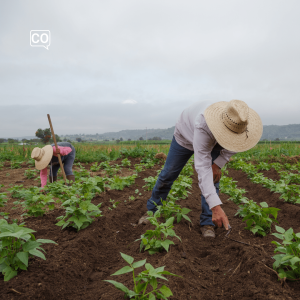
[90, 162, 101, 172]
[56, 196, 102, 231]
[109, 199, 120, 210]
[143, 176, 158, 191]
[0, 219, 56, 281]
[0, 193, 8, 207]
[8, 184, 25, 198]
[20, 187, 55, 217]
[0, 212, 9, 220]
[136, 211, 181, 255]
[236, 200, 280, 236]
[10, 161, 23, 169]
[157, 200, 191, 223]
[24, 169, 37, 179]
[121, 158, 131, 167]
[104, 252, 179, 299]
[272, 226, 300, 280]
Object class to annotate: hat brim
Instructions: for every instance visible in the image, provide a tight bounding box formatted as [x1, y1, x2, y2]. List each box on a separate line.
[35, 145, 53, 170]
[204, 101, 263, 152]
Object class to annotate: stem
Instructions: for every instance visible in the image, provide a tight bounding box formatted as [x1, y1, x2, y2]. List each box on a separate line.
[142, 282, 149, 296]
[132, 268, 137, 293]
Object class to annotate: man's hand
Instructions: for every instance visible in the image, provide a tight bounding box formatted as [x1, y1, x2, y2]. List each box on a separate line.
[211, 205, 230, 229]
[212, 163, 221, 183]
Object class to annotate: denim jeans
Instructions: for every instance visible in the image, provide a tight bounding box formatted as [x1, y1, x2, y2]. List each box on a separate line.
[147, 136, 221, 226]
[49, 142, 76, 177]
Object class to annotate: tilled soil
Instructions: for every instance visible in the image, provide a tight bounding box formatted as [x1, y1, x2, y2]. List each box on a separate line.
[0, 160, 300, 299]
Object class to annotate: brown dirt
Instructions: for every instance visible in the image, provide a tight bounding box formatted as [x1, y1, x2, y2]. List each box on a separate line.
[0, 161, 299, 299]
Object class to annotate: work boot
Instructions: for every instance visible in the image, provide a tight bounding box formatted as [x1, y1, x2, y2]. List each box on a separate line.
[200, 225, 215, 238]
[138, 212, 151, 225]
[66, 175, 75, 185]
[48, 176, 57, 183]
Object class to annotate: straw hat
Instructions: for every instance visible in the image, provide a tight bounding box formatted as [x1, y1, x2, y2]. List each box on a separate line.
[31, 145, 53, 170]
[204, 100, 263, 152]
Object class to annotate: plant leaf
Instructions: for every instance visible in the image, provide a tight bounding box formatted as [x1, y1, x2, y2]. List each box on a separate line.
[29, 249, 46, 260]
[159, 285, 173, 297]
[132, 259, 146, 269]
[120, 252, 134, 265]
[111, 266, 133, 276]
[16, 252, 29, 267]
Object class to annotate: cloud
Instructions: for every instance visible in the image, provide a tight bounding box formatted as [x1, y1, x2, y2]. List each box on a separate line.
[122, 99, 138, 105]
[0, 0, 300, 137]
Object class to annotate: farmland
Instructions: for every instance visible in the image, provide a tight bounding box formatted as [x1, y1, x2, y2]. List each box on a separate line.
[1, 142, 300, 299]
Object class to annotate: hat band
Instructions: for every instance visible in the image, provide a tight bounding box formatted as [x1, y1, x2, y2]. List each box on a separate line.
[36, 149, 45, 161]
[222, 114, 249, 138]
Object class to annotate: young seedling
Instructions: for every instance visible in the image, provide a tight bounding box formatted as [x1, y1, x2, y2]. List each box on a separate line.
[272, 226, 300, 280]
[0, 219, 56, 281]
[136, 211, 181, 254]
[236, 200, 280, 236]
[24, 169, 37, 179]
[56, 196, 102, 231]
[104, 252, 179, 299]
[156, 200, 192, 223]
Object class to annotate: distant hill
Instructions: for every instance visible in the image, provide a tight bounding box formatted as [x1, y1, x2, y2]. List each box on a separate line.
[62, 127, 176, 141]
[6, 124, 300, 142]
[63, 124, 300, 141]
[261, 124, 300, 141]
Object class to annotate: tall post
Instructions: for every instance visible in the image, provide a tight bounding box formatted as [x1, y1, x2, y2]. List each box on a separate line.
[47, 114, 67, 184]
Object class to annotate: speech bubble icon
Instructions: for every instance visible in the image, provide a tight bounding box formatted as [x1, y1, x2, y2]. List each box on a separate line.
[30, 30, 51, 50]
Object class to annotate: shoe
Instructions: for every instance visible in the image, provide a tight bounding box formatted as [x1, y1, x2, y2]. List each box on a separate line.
[200, 225, 215, 238]
[138, 212, 151, 225]
[49, 176, 57, 183]
[66, 175, 75, 185]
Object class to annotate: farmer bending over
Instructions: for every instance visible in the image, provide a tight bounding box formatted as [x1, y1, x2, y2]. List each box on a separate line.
[31, 142, 76, 187]
[139, 100, 262, 238]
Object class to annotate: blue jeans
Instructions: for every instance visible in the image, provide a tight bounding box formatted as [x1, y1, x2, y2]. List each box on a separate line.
[49, 142, 76, 177]
[147, 136, 221, 226]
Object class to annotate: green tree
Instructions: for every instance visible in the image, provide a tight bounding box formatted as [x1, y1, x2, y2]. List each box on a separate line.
[35, 128, 51, 144]
[49, 134, 61, 144]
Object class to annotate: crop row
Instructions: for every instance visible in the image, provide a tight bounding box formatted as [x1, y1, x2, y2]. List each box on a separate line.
[220, 166, 300, 281]
[0, 152, 196, 299]
[228, 159, 300, 204]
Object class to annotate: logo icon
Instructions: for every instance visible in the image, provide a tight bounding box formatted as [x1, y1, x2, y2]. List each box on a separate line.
[30, 30, 51, 50]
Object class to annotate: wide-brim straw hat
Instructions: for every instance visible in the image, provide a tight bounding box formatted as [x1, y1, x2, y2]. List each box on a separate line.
[204, 100, 263, 152]
[31, 145, 53, 170]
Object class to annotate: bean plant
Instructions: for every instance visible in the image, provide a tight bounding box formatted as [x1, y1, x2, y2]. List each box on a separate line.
[104, 252, 179, 299]
[136, 211, 181, 255]
[0, 193, 8, 207]
[0, 219, 56, 281]
[56, 196, 102, 231]
[272, 226, 300, 280]
[236, 200, 280, 236]
[24, 169, 37, 179]
[156, 200, 191, 223]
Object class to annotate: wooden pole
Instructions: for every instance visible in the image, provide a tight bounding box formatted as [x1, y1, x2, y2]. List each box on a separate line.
[47, 114, 67, 184]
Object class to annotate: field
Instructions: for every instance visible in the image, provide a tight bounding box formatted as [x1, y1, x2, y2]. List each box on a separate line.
[1, 143, 300, 299]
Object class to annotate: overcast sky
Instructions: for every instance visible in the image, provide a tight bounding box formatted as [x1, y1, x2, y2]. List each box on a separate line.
[0, 0, 299, 138]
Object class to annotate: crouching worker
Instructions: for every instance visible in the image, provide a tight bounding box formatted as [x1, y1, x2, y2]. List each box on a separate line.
[139, 100, 263, 238]
[31, 142, 76, 187]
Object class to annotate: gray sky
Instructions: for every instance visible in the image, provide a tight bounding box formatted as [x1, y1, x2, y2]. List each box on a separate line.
[1, 0, 300, 138]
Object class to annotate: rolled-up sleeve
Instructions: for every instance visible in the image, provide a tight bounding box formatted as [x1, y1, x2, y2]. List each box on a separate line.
[53, 146, 72, 157]
[193, 126, 222, 209]
[213, 149, 236, 169]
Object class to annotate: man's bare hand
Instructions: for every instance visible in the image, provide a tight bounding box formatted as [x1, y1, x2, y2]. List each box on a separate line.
[212, 163, 221, 183]
[211, 205, 230, 229]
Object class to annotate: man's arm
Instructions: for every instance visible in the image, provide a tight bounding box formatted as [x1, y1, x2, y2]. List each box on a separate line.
[213, 149, 236, 169]
[193, 125, 230, 229]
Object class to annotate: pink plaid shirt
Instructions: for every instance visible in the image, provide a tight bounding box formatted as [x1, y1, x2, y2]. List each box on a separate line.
[40, 146, 72, 187]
